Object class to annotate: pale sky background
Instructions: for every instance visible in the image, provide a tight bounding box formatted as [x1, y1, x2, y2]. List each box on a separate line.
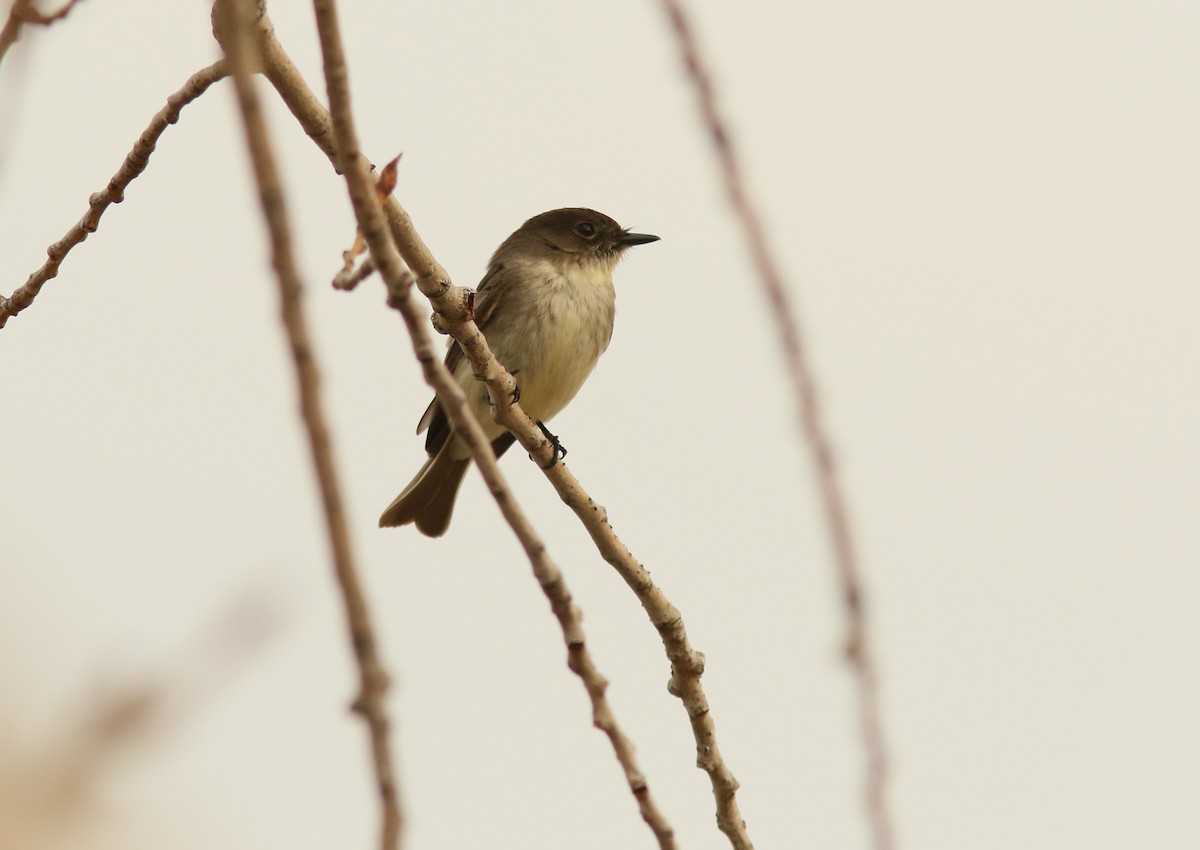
[2, 1, 1199, 849]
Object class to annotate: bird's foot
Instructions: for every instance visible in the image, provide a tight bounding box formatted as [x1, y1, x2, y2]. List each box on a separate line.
[533, 421, 567, 469]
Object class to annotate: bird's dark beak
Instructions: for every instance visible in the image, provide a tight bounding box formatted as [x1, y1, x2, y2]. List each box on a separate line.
[618, 230, 660, 247]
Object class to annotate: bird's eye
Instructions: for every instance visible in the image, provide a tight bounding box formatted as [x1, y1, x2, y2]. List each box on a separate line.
[573, 222, 597, 239]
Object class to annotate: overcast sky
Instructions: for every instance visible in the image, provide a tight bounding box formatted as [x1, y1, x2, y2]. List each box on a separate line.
[3, 2, 1199, 849]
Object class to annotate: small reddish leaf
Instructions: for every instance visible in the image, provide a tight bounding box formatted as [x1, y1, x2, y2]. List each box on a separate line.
[376, 153, 402, 199]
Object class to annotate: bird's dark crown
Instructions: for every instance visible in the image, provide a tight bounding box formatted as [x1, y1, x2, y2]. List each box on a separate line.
[492, 208, 659, 265]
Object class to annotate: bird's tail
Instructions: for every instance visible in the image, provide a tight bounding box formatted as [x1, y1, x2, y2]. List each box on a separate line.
[378, 446, 471, 537]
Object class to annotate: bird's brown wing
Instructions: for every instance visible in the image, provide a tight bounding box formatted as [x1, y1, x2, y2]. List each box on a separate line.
[419, 264, 510, 455]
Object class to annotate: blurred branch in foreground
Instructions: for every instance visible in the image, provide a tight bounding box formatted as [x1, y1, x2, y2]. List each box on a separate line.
[0, 590, 278, 850]
[213, 0, 404, 847]
[0, 0, 85, 67]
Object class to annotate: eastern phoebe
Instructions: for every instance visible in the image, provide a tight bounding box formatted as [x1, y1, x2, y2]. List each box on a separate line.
[379, 208, 659, 536]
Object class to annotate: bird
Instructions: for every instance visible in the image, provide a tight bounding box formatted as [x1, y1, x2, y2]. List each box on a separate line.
[379, 207, 659, 536]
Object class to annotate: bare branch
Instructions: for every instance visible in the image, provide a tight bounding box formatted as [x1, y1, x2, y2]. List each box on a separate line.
[0, 59, 229, 329]
[525, 464, 756, 849]
[212, 1, 403, 848]
[301, 1, 678, 846]
[657, 2, 895, 848]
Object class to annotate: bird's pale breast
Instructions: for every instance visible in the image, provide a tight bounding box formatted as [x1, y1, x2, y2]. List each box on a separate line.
[458, 258, 615, 435]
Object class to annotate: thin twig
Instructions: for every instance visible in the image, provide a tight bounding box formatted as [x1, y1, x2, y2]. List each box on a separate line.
[245, 5, 752, 847]
[0, 0, 85, 67]
[332, 255, 375, 290]
[658, 2, 895, 848]
[0, 59, 229, 329]
[299, 1, 677, 845]
[212, 2, 403, 849]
